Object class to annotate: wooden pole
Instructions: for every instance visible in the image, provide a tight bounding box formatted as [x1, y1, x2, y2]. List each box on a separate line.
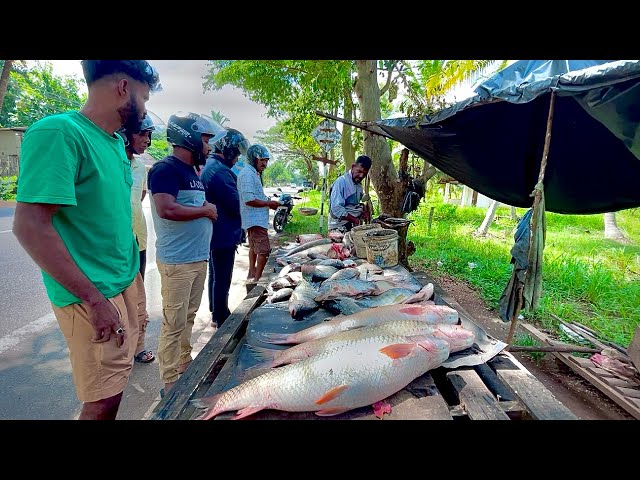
[506, 91, 556, 345]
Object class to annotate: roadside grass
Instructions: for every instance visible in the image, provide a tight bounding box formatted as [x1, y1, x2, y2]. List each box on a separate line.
[408, 202, 640, 346]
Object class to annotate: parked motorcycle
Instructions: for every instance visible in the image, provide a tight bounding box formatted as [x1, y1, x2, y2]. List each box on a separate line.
[273, 188, 302, 233]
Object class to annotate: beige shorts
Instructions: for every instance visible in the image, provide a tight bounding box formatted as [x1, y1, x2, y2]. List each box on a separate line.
[51, 276, 141, 403]
[248, 226, 271, 255]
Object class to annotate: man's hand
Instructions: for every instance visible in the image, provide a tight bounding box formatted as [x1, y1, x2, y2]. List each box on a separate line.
[203, 201, 218, 221]
[345, 213, 360, 226]
[87, 297, 125, 348]
[268, 200, 281, 210]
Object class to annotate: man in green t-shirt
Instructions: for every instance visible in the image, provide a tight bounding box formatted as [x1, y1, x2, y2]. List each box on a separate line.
[13, 60, 160, 420]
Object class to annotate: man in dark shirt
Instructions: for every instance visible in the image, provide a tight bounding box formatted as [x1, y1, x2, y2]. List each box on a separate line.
[147, 111, 225, 395]
[201, 128, 250, 327]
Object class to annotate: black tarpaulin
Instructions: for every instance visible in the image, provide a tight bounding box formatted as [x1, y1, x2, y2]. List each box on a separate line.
[377, 60, 640, 214]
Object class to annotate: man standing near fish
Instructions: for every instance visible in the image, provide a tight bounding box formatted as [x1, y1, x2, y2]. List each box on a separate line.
[328, 155, 372, 233]
[237, 144, 281, 284]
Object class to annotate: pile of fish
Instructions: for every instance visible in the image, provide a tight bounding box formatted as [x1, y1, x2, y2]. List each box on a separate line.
[191, 303, 477, 420]
[265, 239, 433, 319]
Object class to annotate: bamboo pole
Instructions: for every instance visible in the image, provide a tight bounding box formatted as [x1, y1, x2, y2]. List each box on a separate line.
[506, 91, 556, 345]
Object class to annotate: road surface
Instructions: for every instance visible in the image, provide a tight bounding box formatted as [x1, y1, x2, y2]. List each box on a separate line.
[0, 199, 267, 420]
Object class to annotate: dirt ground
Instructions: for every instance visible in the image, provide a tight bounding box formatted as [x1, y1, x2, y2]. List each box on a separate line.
[432, 273, 634, 420]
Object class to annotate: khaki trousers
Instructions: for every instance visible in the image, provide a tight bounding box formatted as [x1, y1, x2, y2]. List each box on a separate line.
[51, 275, 143, 403]
[156, 260, 208, 384]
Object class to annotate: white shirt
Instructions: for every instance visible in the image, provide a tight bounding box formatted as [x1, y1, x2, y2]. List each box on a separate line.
[130, 155, 148, 251]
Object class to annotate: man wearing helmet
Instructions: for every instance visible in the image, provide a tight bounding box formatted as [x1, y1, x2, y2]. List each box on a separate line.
[13, 60, 160, 420]
[147, 112, 225, 395]
[117, 114, 157, 364]
[237, 144, 281, 284]
[201, 128, 250, 328]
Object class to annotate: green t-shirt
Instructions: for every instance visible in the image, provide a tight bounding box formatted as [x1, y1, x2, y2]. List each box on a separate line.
[16, 111, 139, 307]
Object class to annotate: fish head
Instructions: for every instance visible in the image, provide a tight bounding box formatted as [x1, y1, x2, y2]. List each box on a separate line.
[410, 335, 451, 358]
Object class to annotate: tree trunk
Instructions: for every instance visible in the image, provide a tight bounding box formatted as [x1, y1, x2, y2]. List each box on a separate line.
[604, 212, 629, 242]
[475, 200, 499, 236]
[0, 60, 14, 119]
[354, 60, 405, 218]
[341, 93, 355, 168]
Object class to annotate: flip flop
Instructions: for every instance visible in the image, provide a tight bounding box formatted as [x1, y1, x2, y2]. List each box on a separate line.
[134, 350, 155, 363]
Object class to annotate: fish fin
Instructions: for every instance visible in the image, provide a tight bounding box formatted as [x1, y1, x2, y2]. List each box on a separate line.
[245, 344, 278, 367]
[399, 305, 427, 315]
[379, 343, 417, 359]
[372, 400, 392, 419]
[315, 385, 349, 405]
[233, 406, 266, 420]
[315, 407, 350, 416]
[260, 332, 293, 344]
[191, 394, 222, 420]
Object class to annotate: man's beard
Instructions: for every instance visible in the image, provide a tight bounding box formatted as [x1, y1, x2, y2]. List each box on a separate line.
[118, 98, 143, 133]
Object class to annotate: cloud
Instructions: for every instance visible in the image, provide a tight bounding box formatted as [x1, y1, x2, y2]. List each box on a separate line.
[41, 60, 277, 145]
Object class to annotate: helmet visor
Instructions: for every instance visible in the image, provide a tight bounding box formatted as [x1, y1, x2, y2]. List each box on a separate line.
[199, 114, 227, 146]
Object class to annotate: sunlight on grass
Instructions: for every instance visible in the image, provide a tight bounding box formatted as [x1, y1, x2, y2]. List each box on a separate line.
[408, 202, 640, 346]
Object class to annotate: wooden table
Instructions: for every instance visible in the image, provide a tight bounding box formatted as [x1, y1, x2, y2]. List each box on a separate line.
[149, 256, 577, 421]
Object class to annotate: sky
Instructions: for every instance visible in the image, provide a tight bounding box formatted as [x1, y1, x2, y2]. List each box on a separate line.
[34, 60, 277, 145]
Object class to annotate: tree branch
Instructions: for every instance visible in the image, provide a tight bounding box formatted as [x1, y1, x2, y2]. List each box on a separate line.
[379, 61, 398, 97]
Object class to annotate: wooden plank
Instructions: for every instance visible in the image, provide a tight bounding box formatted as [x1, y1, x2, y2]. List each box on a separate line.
[446, 368, 510, 420]
[149, 286, 267, 420]
[615, 387, 640, 399]
[520, 323, 640, 420]
[603, 377, 640, 389]
[490, 353, 578, 420]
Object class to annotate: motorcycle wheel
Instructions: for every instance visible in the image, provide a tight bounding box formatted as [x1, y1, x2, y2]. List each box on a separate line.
[273, 210, 286, 233]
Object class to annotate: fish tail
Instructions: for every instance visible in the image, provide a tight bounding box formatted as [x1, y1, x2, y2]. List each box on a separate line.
[191, 393, 223, 420]
[260, 332, 294, 344]
[245, 344, 278, 368]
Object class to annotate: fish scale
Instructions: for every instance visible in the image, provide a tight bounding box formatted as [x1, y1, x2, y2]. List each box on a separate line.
[249, 320, 475, 368]
[192, 334, 451, 420]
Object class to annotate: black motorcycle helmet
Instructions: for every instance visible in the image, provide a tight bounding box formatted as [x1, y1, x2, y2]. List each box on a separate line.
[117, 113, 157, 154]
[213, 128, 250, 167]
[167, 112, 226, 166]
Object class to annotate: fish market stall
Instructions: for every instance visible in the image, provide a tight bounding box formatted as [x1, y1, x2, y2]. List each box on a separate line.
[150, 240, 577, 421]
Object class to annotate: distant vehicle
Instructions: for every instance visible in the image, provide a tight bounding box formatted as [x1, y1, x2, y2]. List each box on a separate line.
[302, 181, 312, 189]
[289, 183, 297, 188]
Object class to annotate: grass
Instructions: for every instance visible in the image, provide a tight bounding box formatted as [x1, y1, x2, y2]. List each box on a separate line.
[408, 202, 640, 346]
[277, 190, 326, 243]
[513, 333, 546, 363]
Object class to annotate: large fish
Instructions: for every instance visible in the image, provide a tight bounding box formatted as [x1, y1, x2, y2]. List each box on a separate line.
[301, 264, 339, 282]
[324, 267, 361, 283]
[263, 303, 459, 344]
[249, 321, 475, 369]
[288, 279, 320, 319]
[191, 334, 451, 420]
[266, 287, 294, 304]
[354, 288, 418, 308]
[314, 279, 381, 302]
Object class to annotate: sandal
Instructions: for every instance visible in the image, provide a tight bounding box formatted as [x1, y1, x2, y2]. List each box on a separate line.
[134, 350, 155, 363]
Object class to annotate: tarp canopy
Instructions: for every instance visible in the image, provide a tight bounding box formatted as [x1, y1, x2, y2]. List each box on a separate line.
[377, 60, 640, 214]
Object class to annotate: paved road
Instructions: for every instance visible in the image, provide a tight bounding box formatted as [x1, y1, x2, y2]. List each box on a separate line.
[0, 199, 258, 420]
